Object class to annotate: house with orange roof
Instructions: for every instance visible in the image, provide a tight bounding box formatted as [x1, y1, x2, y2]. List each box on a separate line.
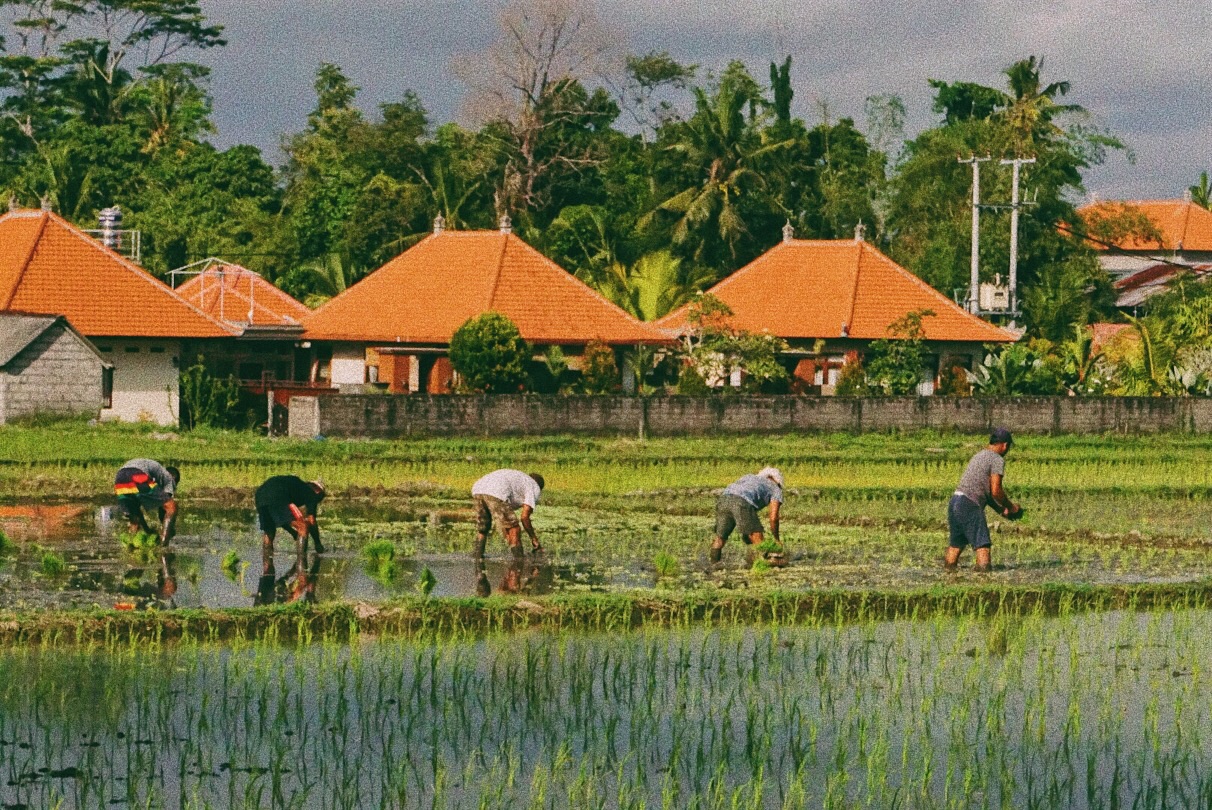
[303, 219, 671, 393]
[1077, 199, 1212, 279]
[657, 229, 1015, 394]
[0, 208, 235, 424]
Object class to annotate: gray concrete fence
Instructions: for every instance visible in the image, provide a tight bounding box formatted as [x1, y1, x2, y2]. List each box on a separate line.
[288, 394, 1212, 438]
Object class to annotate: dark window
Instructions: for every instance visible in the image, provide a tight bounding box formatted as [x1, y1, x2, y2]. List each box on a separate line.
[102, 367, 114, 408]
[99, 346, 113, 353]
[150, 347, 165, 354]
[125, 347, 139, 353]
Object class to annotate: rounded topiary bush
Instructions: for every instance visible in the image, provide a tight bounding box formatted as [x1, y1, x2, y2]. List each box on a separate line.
[449, 312, 531, 393]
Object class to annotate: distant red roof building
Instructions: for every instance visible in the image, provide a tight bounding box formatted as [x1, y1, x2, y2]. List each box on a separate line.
[1078, 199, 1212, 252]
[1113, 262, 1210, 310]
[0, 209, 233, 338]
[175, 262, 310, 332]
[303, 230, 669, 346]
[658, 238, 1014, 344]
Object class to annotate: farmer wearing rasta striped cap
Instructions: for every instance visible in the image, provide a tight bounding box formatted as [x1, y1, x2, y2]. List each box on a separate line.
[254, 475, 327, 573]
[113, 459, 180, 544]
[709, 467, 784, 563]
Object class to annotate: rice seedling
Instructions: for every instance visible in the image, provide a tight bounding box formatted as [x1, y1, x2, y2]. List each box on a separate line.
[362, 539, 399, 584]
[38, 550, 66, 577]
[653, 551, 678, 578]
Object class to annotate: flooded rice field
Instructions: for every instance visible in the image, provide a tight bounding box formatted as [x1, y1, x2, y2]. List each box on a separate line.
[2, 609, 1211, 808]
[0, 492, 1209, 611]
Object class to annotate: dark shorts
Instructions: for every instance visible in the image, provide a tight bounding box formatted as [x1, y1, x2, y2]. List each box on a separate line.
[948, 494, 991, 550]
[474, 495, 520, 537]
[256, 499, 304, 538]
[714, 494, 764, 542]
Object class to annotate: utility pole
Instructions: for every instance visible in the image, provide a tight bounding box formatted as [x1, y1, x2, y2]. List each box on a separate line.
[1000, 157, 1035, 321]
[959, 156, 991, 314]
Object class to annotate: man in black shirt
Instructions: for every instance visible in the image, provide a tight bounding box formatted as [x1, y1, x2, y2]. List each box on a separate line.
[254, 476, 327, 573]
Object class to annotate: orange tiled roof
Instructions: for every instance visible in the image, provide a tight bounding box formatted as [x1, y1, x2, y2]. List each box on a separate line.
[0, 210, 234, 338]
[657, 239, 1015, 343]
[303, 231, 670, 345]
[1077, 200, 1212, 252]
[175, 264, 310, 328]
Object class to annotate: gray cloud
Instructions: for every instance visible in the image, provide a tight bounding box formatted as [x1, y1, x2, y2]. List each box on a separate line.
[199, 0, 1211, 199]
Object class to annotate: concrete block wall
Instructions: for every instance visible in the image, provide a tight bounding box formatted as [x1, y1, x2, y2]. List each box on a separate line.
[289, 394, 1212, 439]
[0, 323, 105, 424]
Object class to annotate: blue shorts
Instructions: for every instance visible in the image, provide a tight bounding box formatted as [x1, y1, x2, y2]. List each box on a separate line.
[948, 494, 991, 550]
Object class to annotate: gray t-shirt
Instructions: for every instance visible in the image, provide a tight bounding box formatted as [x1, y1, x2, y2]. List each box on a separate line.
[723, 474, 783, 509]
[956, 449, 1005, 507]
[471, 469, 541, 509]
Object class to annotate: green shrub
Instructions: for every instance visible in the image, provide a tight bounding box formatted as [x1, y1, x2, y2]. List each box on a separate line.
[180, 355, 243, 430]
[449, 312, 531, 393]
[39, 551, 66, 577]
[653, 551, 678, 578]
[0, 529, 14, 555]
[580, 341, 618, 394]
[834, 359, 867, 396]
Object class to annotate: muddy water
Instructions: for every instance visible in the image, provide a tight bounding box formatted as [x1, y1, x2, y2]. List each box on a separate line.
[0, 504, 630, 610]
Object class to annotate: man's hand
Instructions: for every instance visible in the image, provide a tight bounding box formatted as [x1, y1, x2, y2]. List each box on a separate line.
[1003, 503, 1024, 520]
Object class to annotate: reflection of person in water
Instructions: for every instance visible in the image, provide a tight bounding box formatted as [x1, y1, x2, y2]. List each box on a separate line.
[120, 551, 178, 608]
[255, 553, 323, 606]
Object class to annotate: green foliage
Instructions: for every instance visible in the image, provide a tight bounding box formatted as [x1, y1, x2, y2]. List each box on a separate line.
[448, 312, 531, 393]
[580, 341, 618, 395]
[0, 529, 14, 555]
[936, 365, 973, 397]
[535, 346, 569, 394]
[39, 550, 66, 577]
[179, 356, 242, 430]
[221, 550, 241, 575]
[972, 340, 1067, 395]
[678, 295, 788, 393]
[416, 566, 437, 597]
[362, 539, 398, 583]
[653, 551, 678, 578]
[834, 358, 867, 397]
[120, 529, 159, 552]
[1190, 171, 1211, 210]
[864, 310, 934, 396]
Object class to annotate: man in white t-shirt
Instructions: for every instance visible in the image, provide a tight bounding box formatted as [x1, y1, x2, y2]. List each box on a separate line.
[471, 469, 545, 558]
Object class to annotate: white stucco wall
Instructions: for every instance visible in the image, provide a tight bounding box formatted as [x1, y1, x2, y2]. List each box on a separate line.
[94, 339, 181, 425]
[330, 343, 367, 387]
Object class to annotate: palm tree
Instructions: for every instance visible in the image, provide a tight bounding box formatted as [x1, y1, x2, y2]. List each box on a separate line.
[1189, 171, 1211, 209]
[595, 250, 716, 322]
[643, 73, 792, 266]
[999, 56, 1083, 154]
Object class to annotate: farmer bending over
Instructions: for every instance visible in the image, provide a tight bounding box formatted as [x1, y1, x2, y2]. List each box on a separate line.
[113, 458, 180, 544]
[471, 469, 544, 558]
[255, 475, 326, 573]
[945, 427, 1022, 573]
[710, 467, 783, 563]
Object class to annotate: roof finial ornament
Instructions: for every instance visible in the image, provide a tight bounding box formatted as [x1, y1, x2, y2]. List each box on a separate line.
[39, 196, 52, 212]
[499, 213, 512, 235]
[7, 195, 17, 212]
[854, 221, 866, 242]
[433, 213, 445, 234]
[840, 322, 849, 338]
[782, 220, 794, 243]
[1184, 189, 1193, 203]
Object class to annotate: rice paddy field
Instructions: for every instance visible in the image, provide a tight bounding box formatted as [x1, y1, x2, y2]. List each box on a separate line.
[0, 421, 1208, 808]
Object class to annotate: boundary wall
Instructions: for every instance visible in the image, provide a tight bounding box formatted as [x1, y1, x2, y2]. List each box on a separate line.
[288, 395, 1212, 438]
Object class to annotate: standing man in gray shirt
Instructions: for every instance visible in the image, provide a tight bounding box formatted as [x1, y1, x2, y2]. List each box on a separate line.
[945, 427, 1022, 572]
[710, 467, 784, 563]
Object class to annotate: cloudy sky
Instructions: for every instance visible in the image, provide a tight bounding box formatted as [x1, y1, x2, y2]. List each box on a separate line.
[198, 0, 1211, 200]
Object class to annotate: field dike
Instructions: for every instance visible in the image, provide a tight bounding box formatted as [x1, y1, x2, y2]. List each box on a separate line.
[5, 581, 1212, 646]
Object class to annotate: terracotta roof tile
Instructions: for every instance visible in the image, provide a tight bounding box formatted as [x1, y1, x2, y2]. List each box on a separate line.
[0, 210, 234, 338]
[303, 231, 670, 345]
[657, 239, 1014, 343]
[1078, 200, 1212, 252]
[175, 264, 310, 328]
